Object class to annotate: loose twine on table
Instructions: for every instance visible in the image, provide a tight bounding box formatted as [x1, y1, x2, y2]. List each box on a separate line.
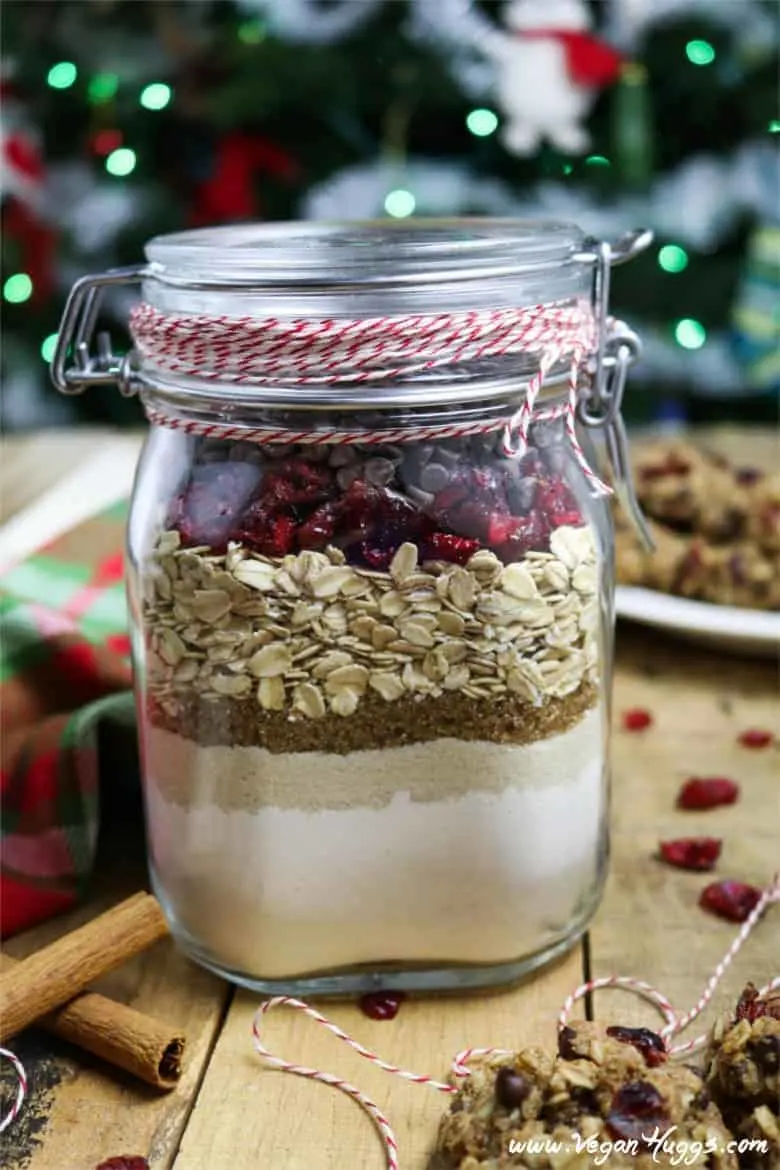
[129, 300, 612, 496]
[1, 874, 777, 1142]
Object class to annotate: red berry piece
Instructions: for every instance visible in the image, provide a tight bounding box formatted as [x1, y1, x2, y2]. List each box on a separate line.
[487, 513, 516, 545]
[622, 708, 653, 732]
[606, 1081, 669, 1144]
[658, 837, 722, 871]
[433, 481, 470, 516]
[606, 1026, 667, 1067]
[535, 479, 582, 528]
[424, 532, 481, 565]
[738, 729, 774, 749]
[359, 543, 395, 570]
[496, 511, 550, 562]
[699, 880, 763, 923]
[676, 777, 739, 810]
[359, 991, 406, 1021]
[94, 1159, 150, 1170]
[449, 501, 492, 541]
[298, 502, 338, 549]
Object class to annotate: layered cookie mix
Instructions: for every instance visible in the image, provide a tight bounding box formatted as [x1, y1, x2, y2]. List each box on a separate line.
[615, 439, 780, 610]
[434, 1021, 738, 1169]
[136, 436, 607, 981]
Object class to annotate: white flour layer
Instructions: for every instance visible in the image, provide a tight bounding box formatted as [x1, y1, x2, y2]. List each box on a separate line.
[144, 709, 605, 978]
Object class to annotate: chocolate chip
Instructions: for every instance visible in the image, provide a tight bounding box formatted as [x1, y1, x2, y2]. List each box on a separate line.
[494, 1067, 531, 1109]
[407, 485, 435, 508]
[417, 443, 435, 467]
[558, 1025, 580, 1060]
[419, 462, 450, 493]
[751, 1034, 780, 1073]
[336, 465, 361, 490]
[507, 476, 537, 513]
[435, 446, 460, 467]
[329, 446, 358, 468]
[364, 457, 396, 487]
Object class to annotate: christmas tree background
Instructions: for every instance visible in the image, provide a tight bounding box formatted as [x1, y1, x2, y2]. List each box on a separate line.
[1, 0, 778, 431]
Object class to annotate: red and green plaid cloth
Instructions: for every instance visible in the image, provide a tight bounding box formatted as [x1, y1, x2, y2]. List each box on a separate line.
[0, 501, 137, 938]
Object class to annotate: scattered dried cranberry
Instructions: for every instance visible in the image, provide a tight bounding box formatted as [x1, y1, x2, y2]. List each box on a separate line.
[494, 1066, 532, 1109]
[496, 511, 550, 562]
[424, 532, 481, 565]
[738, 729, 774, 749]
[94, 1159, 150, 1170]
[606, 1026, 668, 1067]
[535, 480, 581, 528]
[621, 708, 653, 732]
[298, 502, 338, 549]
[606, 1081, 669, 1144]
[359, 542, 395, 570]
[487, 512, 516, 546]
[658, 837, 722, 871]
[359, 991, 406, 1020]
[699, 880, 762, 923]
[676, 777, 739, 810]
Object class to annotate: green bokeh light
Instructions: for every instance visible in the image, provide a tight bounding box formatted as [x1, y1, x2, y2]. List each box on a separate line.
[106, 147, 137, 176]
[686, 40, 716, 66]
[140, 82, 172, 110]
[658, 245, 689, 273]
[238, 20, 265, 44]
[47, 62, 78, 89]
[41, 334, 59, 362]
[585, 154, 611, 167]
[466, 108, 499, 137]
[88, 73, 119, 103]
[384, 189, 416, 218]
[3, 273, 33, 304]
[674, 318, 707, 349]
[769, 120, 780, 133]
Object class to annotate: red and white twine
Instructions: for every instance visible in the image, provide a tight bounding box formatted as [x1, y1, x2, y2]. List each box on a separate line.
[251, 872, 780, 1170]
[0, 1047, 28, 1135]
[130, 300, 611, 495]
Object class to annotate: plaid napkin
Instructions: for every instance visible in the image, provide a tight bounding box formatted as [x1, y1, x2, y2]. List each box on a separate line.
[0, 502, 137, 938]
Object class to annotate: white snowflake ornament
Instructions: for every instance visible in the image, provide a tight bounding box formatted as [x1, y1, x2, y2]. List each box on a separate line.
[487, 0, 623, 156]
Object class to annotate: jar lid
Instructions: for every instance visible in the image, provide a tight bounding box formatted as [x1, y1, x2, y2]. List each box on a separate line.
[144, 218, 586, 289]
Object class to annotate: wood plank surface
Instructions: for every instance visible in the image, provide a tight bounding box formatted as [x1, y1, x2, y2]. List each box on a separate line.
[172, 952, 584, 1170]
[590, 628, 779, 1035]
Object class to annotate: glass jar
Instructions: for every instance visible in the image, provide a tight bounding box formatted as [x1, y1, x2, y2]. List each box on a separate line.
[52, 220, 650, 994]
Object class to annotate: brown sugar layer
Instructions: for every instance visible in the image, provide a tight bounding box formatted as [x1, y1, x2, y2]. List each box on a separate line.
[147, 679, 598, 754]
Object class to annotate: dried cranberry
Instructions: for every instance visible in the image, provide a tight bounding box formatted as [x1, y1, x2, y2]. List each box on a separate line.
[262, 515, 297, 557]
[549, 510, 583, 529]
[658, 837, 722, 871]
[424, 532, 481, 565]
[621, 708, 653, 732]
[359, 543, 395, 570]
[359, 991, 406, 1020]
[676, 777, 739, 810]
[448, 501, 492, 541]
[487, 513, 516, 545]
[339, 479, 384, 541]
[494, 1067, 531, 1109]
[606, 1081, 668, 1144]
[433, 481, 470, 516]
[700, 880, 762, 923]
[261, 474, 299, 507]
[496, 511, 550, 562]
[94, 1159, 150, 1170]
[379, 489, 425, 539]
[738, 729, 774, 749]
[535, 479, 581, 528]
[298, 502, 338, 549]
[606, 1026, 668, 1067]
[735, 984, 780, 1022]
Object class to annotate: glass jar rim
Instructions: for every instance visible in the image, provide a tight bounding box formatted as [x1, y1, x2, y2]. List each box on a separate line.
[144, 218, 587, 289]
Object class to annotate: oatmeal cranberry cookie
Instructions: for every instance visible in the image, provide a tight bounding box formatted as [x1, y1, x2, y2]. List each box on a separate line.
[433, 1021, 737, 1169]
[705, 986, 780, 1170]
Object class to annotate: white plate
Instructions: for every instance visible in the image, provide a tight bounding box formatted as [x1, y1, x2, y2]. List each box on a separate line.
[615, 586, 780, 658]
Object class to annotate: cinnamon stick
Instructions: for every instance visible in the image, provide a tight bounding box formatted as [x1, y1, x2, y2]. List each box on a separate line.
[0, 952, 185, 1089]
[0, 892, 169, 1043]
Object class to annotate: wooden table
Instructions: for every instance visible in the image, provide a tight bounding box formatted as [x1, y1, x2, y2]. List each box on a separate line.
[2, 429, 778, 1170]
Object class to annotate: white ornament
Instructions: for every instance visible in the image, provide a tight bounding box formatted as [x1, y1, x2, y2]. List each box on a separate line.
[486, 0, 612, 156]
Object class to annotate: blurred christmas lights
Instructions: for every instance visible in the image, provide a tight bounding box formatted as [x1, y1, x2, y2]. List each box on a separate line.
[466, 108, 498, 137]
[4, 274, 33, 303]
[238, 20, 265, 44]
[106, 147, 136, 176]
[658, 244, 689, 273]
[92, 129, 124, 156]
[769, 120, 780, 133]
[140, 83, 172, 110]
[88, 73, 119, 103]
[384, 189, 416, 218]
[41, 334, 58, 362]
[674, 318, 707, 348]
[47, 62, 78, 89]
[686, 40, 716, 66]
[585, 155, 611, 167]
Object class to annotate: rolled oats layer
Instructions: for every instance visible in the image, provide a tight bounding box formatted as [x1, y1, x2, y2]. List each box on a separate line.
[141, 524, 600, 749]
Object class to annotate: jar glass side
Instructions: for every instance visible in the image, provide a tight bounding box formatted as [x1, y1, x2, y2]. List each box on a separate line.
[128, 394, 612, 994]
